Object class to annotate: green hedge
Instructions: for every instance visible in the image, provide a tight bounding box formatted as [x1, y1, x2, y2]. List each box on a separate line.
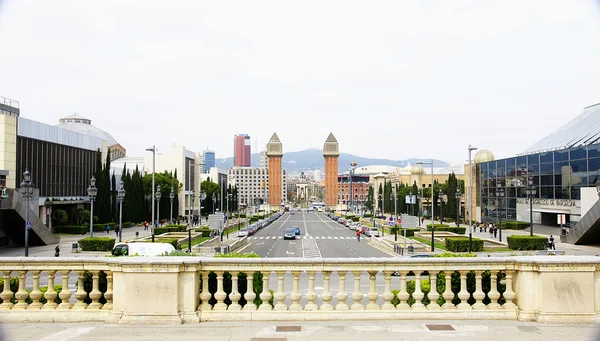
[92, 223, 116, 232]
[506, 235, 547, 250]
[54, 225, 88, 234]
[445, 237, 484, 252]
[501, 221, 530, 230]
[426, 224, 450, 228]
[122, 222, 132, 228]
[426, 226, 466, 234]
[445, 218, 455, 223]
[363, 214, 373, 218]
[398, 228, 422, 237]
[78, 237, 115, 251]
[153, 238, 179, 249]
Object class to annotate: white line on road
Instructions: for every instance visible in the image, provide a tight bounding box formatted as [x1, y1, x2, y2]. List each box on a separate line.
[39, 327, 95, 341]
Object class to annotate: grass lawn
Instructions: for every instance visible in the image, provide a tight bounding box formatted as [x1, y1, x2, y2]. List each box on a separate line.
[409, 236, 447, 251]
[482, 247, 513, 252]
[181, 237, 210, 249]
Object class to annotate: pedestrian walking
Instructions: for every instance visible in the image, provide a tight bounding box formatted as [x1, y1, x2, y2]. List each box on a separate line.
[115, 226, 119, 237]
[54, 245, 60, 257]
[106, 224, 110, 234]
[549, 235, 556, 250]
[493, 227, 497, 238]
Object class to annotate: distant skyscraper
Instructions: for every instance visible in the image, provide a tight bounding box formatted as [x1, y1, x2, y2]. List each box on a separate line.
[260, 150, 268, 169]
[313, 169, 323, 182]
[234, 134, 251, 167]
[203, 150, 215, 173]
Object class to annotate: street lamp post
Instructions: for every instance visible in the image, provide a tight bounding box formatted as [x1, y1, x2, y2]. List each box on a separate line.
[20, 170, 34, 257]
[496, 182, 505, 242]
[455, 185, 461, 229]
[393, 186, 398, 242]
[437, 189, 444, 252]
[146, 146, 156, 241]
[191, 191, 195, 226]
[87, 176, 97, 238]
[417, 190, 421, 227]
[417, 160, 434, 252]
[526, 172, 537, 237]
[169, 187, 175, 224]
[154, 185, 161, 242]
[467, 145, 478, 253]
[350, 162, 356, 215]
[117, 180, 125, 243]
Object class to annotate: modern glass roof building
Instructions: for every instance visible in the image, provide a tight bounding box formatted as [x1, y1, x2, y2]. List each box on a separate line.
[475, 103, 600, 228]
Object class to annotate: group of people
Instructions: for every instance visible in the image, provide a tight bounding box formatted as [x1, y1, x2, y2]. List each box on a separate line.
[474, 222, 500, 238]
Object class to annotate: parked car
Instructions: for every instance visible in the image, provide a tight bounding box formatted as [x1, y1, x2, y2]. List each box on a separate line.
[283, 228, 296, 240]
[238, 228, 249, 237]
[366, 228, 379, 237]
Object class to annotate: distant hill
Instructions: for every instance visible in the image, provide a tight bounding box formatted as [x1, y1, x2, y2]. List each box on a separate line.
[216, 148, 448, 173]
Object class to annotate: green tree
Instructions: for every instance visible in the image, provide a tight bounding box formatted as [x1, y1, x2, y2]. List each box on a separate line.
[143, 171, 182, 222]
[93, 149, 113, 224]
[364, 185, 374, 213]
[200, 180, 221, 216]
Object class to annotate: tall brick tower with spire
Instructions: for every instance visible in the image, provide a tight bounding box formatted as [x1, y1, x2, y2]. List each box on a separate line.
[267, 133, 283, 209]
[323, 133, 339, 209]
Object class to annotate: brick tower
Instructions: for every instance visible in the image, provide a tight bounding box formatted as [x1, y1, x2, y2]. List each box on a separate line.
[267, 133, 283, 208]
[323, 133, 339, 209]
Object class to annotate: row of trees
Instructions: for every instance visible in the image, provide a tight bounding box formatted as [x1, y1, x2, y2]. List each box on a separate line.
[362, 172, 465, 221]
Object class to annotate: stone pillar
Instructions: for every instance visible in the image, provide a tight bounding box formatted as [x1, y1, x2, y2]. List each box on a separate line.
[323, 133, 339, 208]
[267, 133, 283, 207]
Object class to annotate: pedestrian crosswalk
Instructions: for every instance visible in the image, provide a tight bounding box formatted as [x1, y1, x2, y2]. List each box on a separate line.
[283, 220, 327, 223]
[249, 236, 356, 240]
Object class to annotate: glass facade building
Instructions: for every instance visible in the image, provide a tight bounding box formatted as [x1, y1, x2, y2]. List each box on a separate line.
[203, 151, 215, 173]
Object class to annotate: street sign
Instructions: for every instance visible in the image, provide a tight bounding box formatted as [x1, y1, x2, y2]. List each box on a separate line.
[26, 221, 32, 230]
[398, 218, 402, 224]
[389, 217, 393, 221]
[388, 221, 393, 227]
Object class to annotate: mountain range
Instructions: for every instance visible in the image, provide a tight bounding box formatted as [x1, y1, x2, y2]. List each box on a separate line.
[216, 148, 448, 174]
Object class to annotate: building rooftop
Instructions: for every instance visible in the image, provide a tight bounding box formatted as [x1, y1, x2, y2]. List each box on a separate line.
[522, 103, 600, 155]
[56, 114, 119, 146]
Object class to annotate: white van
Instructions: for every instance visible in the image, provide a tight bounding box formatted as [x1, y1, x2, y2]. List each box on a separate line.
[112, 242, 175, 256]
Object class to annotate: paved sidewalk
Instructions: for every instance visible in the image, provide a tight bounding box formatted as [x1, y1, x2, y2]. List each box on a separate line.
[1, 320, 599, 341]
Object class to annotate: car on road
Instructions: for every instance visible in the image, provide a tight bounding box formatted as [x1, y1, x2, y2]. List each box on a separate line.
[366, 228, 379, 237]
[292, 226, 301, 235]
[283, 228, 296, 240]
[238, 228, 249, 237]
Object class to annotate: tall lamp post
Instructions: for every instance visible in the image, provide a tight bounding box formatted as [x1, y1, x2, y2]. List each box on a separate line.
[526, 172, 537, 236]
[417, 160, 434, 252]
[154, 185, 161, 242]
[87, 176, 97, 238]
[417, 190, 421, 227]
[169, 187, 175, 224]
[455, 185, 461, 228]
[191, 190, 195, 226]
[496, 182, 505, 241]
[393, 185, 398, 242]
[117, 180, 125, 242]
[146, 146, 156, 241]
[467, 145, 478, 253]
[437, 189, 445, 252]
[20, 170, 34, 257]
[350, 162, 356, 214]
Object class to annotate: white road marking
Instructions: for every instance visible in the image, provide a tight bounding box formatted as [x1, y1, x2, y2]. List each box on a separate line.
[39, 328, 95, 341]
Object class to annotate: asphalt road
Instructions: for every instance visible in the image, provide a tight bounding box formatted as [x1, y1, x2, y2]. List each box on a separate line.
[240, 211, 392, 258]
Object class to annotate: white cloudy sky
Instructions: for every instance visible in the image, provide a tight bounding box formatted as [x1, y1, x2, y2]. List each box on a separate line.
[1, 1, 599, 165]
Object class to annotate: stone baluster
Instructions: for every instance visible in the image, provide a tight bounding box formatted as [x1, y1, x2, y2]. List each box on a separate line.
[350, 271, 364, 310]
[396, 271, 410, 310]
[412, 271, 426, 310]
[0, 271, 13, 310]
[381, 271, 395, 310]
[87, 271, 103, 309]
[305, 271, 318, 311]
[13, 271, 29, 310]
[472, 271, 486, 310]
[102, 271, 113, 310]
[487, 271, 501, 309]
[427, 271, 441, 310]
[321, 271, 333, 311]
[243, 272, 257, 311]
[72, 271, 88, 310]
[258, 271, 272, 311]
[274, 271, 287, 311]
[502, 271, 517, 309]
[289, 271, 302, 311]
[213, 271, 227, 311]
[42, 271, 58, 310]
[442, 271, 455, 310]
[366, 270, 379, 310]
[229, 272, 242, 311]
[28, 271, 43, 310]
[199, 271, 212, 311]
[456, 270, 471, 310]
[57, 270, 73, 310]
[335, 271, 349, 311]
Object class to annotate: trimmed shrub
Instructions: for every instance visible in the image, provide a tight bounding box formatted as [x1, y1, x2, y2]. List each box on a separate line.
[399, 228, 421, 237]
[54, 225, 88, 234]
[445, 218, 455, 223]
[445, 237, 484, 252]
[426, 224, 449, 229]
[122, 222, 132, 228]
[501, 221, 530, 230]
[363, 214, 373, 218]
[153, 238, 179, 249]
[426, 226, 466, 234]
[506, 235, 547, 250]
[78, 237, 116, 251]
[92, 223, 116, 232]
[433, 252, 477, 258]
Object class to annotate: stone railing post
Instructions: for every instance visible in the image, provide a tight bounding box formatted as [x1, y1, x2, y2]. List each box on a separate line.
[472, 271, 486, 310]
[57, 270, 73, 310]
[102, 271, 113, 310]
[243, 272, 257, 311]
[335, 271, 349, 311]
[289, 271, 302, 311]
[13, 271, 29, 310]
[503, 271, 516, 310]
[366, 270, 379, 310]
[350, 271, 364, 310]
[214, 271, 227, 311]
[442, 271, 455, 310]
[258, 271, 272, 311]
[381, 271, 395, 310]
[305, 271, 318, 311]
[427, 271, 441, 310]
[0, 271, 14, 310]
[88, 271, 103, 310]
[73, 271, 88, 310]
[321, 271, 333, 311]
[396, 271, 410, 310]
[456, 270, 471, 310]
[28, 271, 43, 310]
[42, 271, 58, 310]
[412, 271, 426, 310]
[274, 271, 287, 311]
[199, 271, 212, 311]
[229, 272, 242, 311]
[487, 271, 501, 309]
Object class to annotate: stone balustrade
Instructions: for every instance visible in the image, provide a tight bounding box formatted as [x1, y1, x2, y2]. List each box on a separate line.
[0, 256, 598, 324]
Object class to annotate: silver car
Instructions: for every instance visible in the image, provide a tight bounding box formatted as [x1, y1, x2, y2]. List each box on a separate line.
[283, 228, 296, 240]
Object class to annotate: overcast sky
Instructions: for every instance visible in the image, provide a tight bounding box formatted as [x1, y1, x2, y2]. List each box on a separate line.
[1, 1, 599, 166]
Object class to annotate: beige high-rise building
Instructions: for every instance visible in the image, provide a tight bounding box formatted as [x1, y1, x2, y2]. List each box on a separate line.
[323, 133, 339, 208]
[266, 133, 283, 207]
